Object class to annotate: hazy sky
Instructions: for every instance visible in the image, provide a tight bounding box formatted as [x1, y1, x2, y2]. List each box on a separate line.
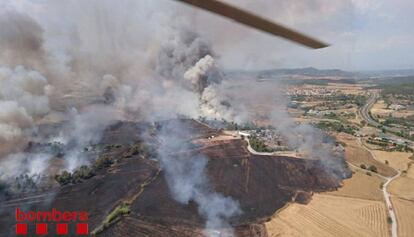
[214, 0, 414, 71]
[1, 0, 414, 71]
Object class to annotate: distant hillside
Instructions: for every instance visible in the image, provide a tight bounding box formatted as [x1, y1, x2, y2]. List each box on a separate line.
[226, 67, 414, 79]
[226, 67, 357, 78]
[368, 76, 414, 96]
[258, 67, 356, 78]
[360, 69, 414, 78]
[373, 76, 414, 85]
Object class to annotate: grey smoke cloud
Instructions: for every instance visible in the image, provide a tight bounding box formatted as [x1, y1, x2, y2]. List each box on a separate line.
[0, 1, 243, 127]
[0, 11, 46, 69]
[223, 77, 348, 178]
[0, 65, 51, 155]
[0, 1, 348, 235]
[0, 66, 51, 116]
[0, 6, 246, 234]
[0, 152, 52, 181]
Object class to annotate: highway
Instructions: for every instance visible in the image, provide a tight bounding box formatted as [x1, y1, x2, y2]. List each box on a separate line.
[360, 92, 381, 128]
[359, 92, 413, 148]
[359, 92, 400, 133]
[358, 93, 414, 237]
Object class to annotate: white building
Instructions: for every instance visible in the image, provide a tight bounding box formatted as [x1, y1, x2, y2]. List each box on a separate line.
[238, 131, 251, 138]
[389, 104, 406, 110]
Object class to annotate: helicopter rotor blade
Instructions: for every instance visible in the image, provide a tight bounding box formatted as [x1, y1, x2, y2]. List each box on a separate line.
[175, 0, 329, 49]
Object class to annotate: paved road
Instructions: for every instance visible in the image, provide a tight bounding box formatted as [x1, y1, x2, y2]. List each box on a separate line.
[358, 138, 400, 237]
[359, 92, 413, 148]
[383, 171, 400, 237]
[248, 131, 401, 237]
[244, 137, 302, 158]
[346, 159, 399, 237]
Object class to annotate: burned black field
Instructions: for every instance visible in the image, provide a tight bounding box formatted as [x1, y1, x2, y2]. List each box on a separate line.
[0, 119, 350, 237]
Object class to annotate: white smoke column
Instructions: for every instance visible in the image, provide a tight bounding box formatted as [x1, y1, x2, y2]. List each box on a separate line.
[183, 55, 243, 122]
[200, 84, 246, 123]
[156, 121, 241, 237]
[184, 55, 216, 93]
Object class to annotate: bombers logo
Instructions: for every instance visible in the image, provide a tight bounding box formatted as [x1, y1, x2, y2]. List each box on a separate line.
[15, 208, 89, 235]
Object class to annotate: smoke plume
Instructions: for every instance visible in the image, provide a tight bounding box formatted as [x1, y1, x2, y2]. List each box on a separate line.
[0, 1, 348, 236]
[0, 2, 244, 235]
[0, 65, 51, 155]
[156, 121, 241, 237]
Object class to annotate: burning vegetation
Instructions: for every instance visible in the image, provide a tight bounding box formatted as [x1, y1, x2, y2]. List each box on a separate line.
[0, 1, 351, 236]
[1, 120, 349, 236]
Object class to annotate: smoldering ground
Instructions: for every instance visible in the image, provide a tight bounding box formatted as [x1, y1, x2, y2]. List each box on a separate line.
[0, 1, 244, 235]
[156, 120, 242, 237]
[0, 1, 350, 236]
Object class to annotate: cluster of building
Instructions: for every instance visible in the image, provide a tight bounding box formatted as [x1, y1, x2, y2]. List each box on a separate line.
[287, 87, 338, 97]
[306, 109, 332, 116]
[239, 129, 290, 151]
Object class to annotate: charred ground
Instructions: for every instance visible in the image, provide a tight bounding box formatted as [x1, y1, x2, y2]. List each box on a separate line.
[0, 119, 350, 237]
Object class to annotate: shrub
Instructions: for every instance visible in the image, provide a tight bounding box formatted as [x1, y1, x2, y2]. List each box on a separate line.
[368, 165, 378, 173]
[92, 202, 131, 235]
[106, 202, 131, 224]
[360, 164, 367, 169]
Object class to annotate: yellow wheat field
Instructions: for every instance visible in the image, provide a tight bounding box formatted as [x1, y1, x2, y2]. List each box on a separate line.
[336, 133, 396, 177]
[266, 194, 389, 237]
[328, 168, 384, 201]
[391, 197, 414, 237]
[389, 165, 414, 201]
[371, 151, 412, 171]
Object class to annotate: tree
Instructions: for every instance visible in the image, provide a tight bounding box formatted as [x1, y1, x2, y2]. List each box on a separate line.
[55, 171, 73, 186]
[94, 156, 113, 170]
[72, 166, 95, 183]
